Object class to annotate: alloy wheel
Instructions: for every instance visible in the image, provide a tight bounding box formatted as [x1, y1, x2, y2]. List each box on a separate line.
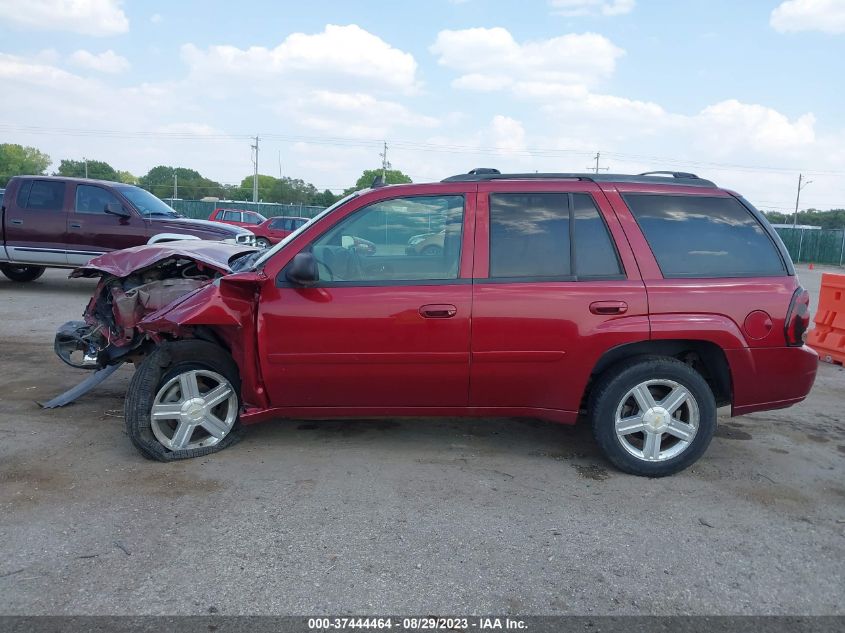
[614, 379, 699, 462]
[150, 369, 238, 451]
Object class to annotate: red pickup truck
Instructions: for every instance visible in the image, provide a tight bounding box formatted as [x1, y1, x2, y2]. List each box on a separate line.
[0, 176, 256, 282]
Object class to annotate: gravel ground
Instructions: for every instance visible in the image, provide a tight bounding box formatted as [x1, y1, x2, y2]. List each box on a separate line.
[0, 264, 843, 615]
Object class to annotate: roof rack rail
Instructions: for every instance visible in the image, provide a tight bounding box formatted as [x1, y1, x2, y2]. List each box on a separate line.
[637, 171, 701, 179]
[441, 170, 717, 188]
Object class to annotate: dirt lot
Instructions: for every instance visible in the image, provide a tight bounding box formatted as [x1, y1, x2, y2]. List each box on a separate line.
[1, 264, 843, 615]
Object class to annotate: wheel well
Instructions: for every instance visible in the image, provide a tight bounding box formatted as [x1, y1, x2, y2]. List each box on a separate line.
[585, 340, 732, 409]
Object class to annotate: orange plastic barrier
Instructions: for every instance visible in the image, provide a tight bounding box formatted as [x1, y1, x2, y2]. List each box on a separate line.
[807, 273, 845, 366]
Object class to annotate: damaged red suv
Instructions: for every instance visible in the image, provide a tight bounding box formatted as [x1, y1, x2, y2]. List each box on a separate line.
[55, 170, 817, 476]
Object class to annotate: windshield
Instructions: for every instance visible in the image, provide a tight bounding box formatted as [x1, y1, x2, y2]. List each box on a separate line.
[244, 192, 361, 271]
[117, 186, 183, 217]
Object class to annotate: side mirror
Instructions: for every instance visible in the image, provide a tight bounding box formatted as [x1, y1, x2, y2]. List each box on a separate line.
[104, 202, 131, 218]
[285, 252, 319, 286]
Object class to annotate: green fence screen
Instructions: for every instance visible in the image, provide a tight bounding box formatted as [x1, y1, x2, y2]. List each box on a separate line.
[168, 199, 326, 221]
[774, 227, 845, 266]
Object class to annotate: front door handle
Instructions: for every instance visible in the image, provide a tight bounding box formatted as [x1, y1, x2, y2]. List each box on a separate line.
[419, 304, 457, 319]
[10, 219, 22, 225]
[590, 300, 628, 315]
[69, 223, 82, 229]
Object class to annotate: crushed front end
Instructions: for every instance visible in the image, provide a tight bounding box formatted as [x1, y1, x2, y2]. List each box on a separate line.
[54, 242, 257, 370]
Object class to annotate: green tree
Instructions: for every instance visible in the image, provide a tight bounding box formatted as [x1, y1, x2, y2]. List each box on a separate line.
[0, 143, 51, 187]
[139, 166, 225, 199]
[313, 188, 340, 207]
[237, 174, 327, 205]
[55, 159, 119, 182]
[763, 208, 845, 229]
[344, 168, 412, 195]
[117, 170, 138, 185]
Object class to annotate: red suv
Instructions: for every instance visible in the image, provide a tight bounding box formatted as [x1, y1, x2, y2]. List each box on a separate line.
[57, 170, 817, 476]
[250, 215, 309, 248]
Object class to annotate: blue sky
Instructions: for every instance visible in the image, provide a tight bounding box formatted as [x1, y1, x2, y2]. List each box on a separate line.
[0, 0, 843, 210]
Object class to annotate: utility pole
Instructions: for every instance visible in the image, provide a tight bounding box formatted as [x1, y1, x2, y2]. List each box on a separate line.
[173, 172, 178, 200]
[792, 173, 812, 227]
[587, 152, 609, 174]
[278, 150, 284, 205]
[251, 135, 260, 203]
[84, 158, 88, 179]
[379, 141, 390, 180]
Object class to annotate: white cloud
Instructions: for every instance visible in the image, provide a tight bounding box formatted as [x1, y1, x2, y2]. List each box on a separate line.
[181, 24, 419, 93]
[69, 49, 130, 74]
[150, 13, 163, 24]
[489, 115, 527, 156]
[431, 27, 624, 91]
[696, 100, 816, 153]
[0, 0, 128, 36]
[283, 91, 439, 138]
[549, 0, 636, 16]
[771, 0, 845, 34]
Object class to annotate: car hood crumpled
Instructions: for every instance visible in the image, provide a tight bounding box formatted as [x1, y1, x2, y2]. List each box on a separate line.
[70, 240, 258, 278]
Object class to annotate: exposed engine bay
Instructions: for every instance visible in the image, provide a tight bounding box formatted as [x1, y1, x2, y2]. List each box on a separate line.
[55, 258, 224, 369]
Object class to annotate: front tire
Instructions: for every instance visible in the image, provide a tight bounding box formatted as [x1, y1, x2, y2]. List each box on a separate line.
[256, 238, 271, 248]
[1, 264, 46, 282]
[125, 340, 243, 461]
[589, 356, 716, 477]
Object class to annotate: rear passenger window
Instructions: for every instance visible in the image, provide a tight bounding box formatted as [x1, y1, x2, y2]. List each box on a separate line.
[623, 194, 785, 278]
[489, 193, 622, 280]
[490, 193, 570, 278]
[16, 181, 32, 208]
[25, 181, 65, 210]
[573, 194, 622, 277]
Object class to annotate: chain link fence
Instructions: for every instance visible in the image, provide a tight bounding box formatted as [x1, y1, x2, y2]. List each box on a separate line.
[168, 199, 326, 221]
[774, 227, 845, 266]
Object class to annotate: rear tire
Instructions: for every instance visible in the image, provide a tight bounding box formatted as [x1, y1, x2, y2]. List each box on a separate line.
[125, 340, 244, 461]
[256, 238, 271, 248]
[421, 245, 442, 257]
[1, 264, 46, 282]
[589, 356, 717, 477]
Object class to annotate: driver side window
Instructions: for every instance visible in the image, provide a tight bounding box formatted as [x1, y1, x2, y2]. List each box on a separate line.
[75, 185, 121, 214]
[309, 195, 465, 283]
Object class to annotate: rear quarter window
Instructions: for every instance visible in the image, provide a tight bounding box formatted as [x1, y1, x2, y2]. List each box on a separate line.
[623, 194, 785, 278]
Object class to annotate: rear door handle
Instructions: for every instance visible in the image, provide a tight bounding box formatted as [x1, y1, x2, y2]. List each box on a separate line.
[69, 223, 82, 229]
[590, 301, 628, 315]
[419, 304, 457, 319]
[10, 219, 22, 225]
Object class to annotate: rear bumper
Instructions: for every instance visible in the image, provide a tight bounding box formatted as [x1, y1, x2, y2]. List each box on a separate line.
[728, 345, 818, 416]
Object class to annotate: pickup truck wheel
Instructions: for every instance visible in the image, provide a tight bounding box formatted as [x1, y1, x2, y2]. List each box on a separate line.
[1, 264, 46, 282]
[589, 356, 716, 477]
[125, 340, 243, 461]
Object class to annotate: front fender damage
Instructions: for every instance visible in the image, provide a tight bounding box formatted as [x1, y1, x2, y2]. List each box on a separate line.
[50, 246, 267, 409]
[136, 274, 270, 410]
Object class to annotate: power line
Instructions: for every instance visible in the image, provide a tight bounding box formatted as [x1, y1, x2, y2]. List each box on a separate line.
[4, 123, 845, 177]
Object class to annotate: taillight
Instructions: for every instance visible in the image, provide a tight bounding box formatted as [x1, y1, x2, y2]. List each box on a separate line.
[785, 287, 810, 346]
